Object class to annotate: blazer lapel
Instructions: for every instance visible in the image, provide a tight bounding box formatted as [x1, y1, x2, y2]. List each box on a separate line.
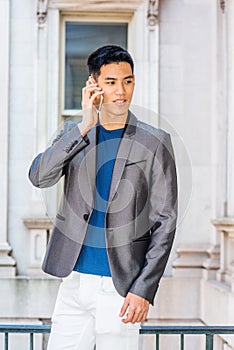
[83, 112, 138, 207]
[108, 111, 137, 203]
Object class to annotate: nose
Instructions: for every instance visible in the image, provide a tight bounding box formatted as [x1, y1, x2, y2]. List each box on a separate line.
[115, 82, 125, 95]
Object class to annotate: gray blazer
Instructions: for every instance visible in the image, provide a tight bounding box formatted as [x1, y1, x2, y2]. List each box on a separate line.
[29, 112, 177, 304]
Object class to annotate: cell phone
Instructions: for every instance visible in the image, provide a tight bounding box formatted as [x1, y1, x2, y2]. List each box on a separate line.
[97, 94, 103, 112]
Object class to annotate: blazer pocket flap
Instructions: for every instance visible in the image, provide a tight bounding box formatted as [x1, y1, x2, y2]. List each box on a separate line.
[125, 160, 146, 167]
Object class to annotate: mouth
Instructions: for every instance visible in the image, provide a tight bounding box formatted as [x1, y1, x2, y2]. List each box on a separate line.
[113, 99, 127, 106]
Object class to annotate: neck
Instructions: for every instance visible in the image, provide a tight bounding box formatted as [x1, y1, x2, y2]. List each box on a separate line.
[99, 111, 128, 130]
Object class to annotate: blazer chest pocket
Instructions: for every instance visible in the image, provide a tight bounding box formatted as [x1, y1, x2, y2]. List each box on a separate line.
[123, 159, 147, 187]
[56, 213, 65, 221]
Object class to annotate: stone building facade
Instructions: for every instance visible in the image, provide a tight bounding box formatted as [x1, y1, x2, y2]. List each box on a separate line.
[0, 0, 234, 348]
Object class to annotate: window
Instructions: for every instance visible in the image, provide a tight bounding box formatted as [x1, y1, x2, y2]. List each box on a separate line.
[63, 22, 128, 113]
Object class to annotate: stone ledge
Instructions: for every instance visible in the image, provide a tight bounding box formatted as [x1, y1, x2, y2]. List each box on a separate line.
[50, 0, 144, 12]
[23, 218, 54, 230]
[212, 217, 234, 231]
[172, 243, 220, 278]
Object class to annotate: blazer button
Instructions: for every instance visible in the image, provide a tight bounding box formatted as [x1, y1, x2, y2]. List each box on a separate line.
[83, 214, 89, 221]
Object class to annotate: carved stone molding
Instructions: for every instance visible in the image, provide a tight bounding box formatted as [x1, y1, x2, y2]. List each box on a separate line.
[212, 218, 234, 291]
[24, 217, 54, 230]
[37, 0, 145, 25]
[0, 243, 16, 277]
[37, 0, 48, 27]
[172, 244, 219, 278]
[147, 0, 159, 28]
[49, 0, 143, 12]
[24, 218, 53, 276]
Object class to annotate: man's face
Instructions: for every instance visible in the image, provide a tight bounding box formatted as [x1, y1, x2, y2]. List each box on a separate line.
[96, 62, 135, 119]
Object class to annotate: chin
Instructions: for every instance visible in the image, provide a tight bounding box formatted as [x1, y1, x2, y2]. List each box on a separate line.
[105, 104, 129, 117]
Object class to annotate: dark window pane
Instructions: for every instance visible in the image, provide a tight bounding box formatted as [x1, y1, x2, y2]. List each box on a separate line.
[65, 23, 128, 110]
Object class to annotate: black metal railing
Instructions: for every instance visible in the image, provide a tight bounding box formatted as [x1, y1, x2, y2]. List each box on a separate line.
[1, 324, 234, 349]
[0, 325, 51, 350]
[140, 325, 234, 350]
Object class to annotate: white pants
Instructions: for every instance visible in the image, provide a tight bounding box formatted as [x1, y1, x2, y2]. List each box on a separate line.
[47, 272, 140, 350]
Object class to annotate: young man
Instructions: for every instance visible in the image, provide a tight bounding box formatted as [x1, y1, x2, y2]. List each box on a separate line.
[29, 45, 177, 349]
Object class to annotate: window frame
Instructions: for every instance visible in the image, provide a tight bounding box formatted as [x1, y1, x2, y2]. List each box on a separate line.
[60, 13, 133, 118]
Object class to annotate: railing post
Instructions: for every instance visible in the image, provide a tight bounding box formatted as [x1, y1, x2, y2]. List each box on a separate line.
[156, 334, 159, 350]
[5, 333, 8, 350]
[206, 334, 214, 350]
[180, 334, 184, 350]
[30, 332, 34, 350]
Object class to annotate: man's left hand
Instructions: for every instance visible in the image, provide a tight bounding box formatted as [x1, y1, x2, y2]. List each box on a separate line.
[119, 292, 150, 324]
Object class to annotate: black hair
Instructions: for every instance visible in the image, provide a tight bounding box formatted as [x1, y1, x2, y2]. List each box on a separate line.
[87, 45, 134, 79]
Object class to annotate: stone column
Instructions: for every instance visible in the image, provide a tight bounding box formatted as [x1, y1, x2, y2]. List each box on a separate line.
[213, 0, 234, 219]
[226, 0, 234, 217]
[30, 5, 49, 218]
[210, 1, 234, 285]
[31, 6, 61, 218]
[0, 0, 16, 276]
[147, 0, 159, 125]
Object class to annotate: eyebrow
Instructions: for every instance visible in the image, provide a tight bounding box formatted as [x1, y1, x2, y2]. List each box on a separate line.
[104, 75, 134, 81]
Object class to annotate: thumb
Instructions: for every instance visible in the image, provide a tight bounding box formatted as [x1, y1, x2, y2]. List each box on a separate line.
[119, 297, 129, 317]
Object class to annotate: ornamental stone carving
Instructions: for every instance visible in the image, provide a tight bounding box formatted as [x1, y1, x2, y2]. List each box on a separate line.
[220, 0, 226, 13]
[37, 0, 48, 27]
[147, 0, 159, 27]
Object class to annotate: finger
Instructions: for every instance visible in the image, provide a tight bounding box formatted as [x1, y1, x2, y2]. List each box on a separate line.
[86, 80, 95, 87]
[140, 306, 149, 322]
[141, 310, 148, 322]
[82, 86, 93, 100]
[88, 76, 96, 84]
[136, 310, 147, 323]
[86, 76, 97, 86]
[86, 82, 98, 89]
[84, 89, 103, 101]
[122, 308, 135, 323]
[82, 85, 100, 96]
[131, 309, 144, 324]
[132, 303, 149, 323]
[119, 297, 130, 317]
[82, 87, 102, 103]
[90, 91, 104, 104]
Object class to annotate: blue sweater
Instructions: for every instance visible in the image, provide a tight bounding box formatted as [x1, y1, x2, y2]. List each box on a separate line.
[74, 125, 124, 276]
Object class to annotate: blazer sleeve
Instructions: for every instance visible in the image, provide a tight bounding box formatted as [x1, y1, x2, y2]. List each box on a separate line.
[28, 121, 89, 188]
[129, 132, 178, 304]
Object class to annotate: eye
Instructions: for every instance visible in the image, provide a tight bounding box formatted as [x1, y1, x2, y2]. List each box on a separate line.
[106, 81, 115, 85]
[125, 79, 133, 84]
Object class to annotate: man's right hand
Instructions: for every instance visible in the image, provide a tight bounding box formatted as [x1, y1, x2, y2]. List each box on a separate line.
[78, 77, 104, 137]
